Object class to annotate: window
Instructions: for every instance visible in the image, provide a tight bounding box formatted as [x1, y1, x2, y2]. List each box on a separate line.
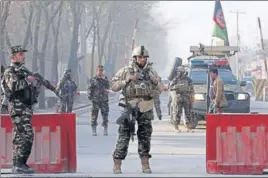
[190, 69, 238, 85]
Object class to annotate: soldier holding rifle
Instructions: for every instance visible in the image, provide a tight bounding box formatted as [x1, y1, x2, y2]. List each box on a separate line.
[110, 46, 161, 174]
[1, 45, 60, 174]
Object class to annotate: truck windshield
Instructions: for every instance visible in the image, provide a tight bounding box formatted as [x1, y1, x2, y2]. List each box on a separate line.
[190, 69, 238, 85]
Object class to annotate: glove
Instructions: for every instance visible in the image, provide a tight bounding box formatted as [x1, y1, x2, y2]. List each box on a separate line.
[150, 77, 158, 84]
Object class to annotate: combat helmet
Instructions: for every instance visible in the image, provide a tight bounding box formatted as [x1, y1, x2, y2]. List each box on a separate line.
[177, 66, 186, 76]
[132, 46, 149, 58]
[177, 66, 185, 73]
[64, 68, 71, 74]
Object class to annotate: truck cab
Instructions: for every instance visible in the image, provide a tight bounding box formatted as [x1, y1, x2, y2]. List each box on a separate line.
[187, 45, 250, 122]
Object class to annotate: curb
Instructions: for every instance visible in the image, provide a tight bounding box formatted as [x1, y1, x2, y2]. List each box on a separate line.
[73, 97, 118, 116]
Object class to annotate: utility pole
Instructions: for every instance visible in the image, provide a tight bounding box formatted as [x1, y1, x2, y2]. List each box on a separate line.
[125, 18, 138, 65]
[258, 17, 268, 79]
[230, 10, 245, 80]
[131, 18, 139, 51]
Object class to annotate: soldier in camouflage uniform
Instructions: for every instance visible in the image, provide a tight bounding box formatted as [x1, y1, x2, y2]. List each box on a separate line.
[1, 65, 9, 113]
[57, 68, 77, 113]
[1, 45, 60, 174]
[153, 77, 167, 120]
[110, 46, 162, 174]
[87, 65, 110, 136]
[169, 66, 194, 132]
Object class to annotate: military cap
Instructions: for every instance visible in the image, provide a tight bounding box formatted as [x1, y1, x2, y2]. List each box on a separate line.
[97, 65, 104, 70]
[9, 45, 27, 54]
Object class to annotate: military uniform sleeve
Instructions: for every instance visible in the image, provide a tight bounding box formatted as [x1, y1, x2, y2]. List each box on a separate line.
[168, 78, 177, 91]
[110, 67, 128, 92]
[150, 68, 162, 89]
[188, 78, 195, 97]
[87, 78, 94, 97]
[73, 81, 77, 91]
[105, 77, 110, 89]
[2, 69, 29, 95]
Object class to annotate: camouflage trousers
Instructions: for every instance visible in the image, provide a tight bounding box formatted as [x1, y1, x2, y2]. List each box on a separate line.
[153, 94, 162, 118]
[9, 102, 34, 164]
[173, 96, 192, 125]
[60, 97, 74, 113]
[91, 100, 109, 127]
[113, 110, 153, 160]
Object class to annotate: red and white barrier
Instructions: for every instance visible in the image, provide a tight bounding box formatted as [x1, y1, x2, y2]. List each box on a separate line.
[0, 113, 76, 173]
[206, 113, 268, 175]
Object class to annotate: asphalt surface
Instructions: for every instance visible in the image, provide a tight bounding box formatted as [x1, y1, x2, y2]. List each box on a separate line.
[1, 93, 268, 177]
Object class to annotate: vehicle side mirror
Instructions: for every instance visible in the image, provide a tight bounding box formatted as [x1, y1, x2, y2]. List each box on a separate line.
[240, 81, 247, 87]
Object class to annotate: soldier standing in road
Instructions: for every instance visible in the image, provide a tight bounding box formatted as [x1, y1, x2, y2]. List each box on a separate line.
[110, 46, 161, 174]
[209, 68, 228, 113]
[57, 68, 77, 113]
[153, 77, 167, 120]
[87, 65, 110, 136]
[1, 65, 9, 113]
[1, 45, 60, 174]
[169, 66, 195, 132]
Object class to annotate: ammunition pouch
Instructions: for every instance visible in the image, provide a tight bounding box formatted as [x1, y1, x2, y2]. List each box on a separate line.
[13, 85, 37, 106]
[124, 80, 153, 98]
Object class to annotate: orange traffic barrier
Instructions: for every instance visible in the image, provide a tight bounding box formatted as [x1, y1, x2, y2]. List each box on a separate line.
[0, 113, 76, 173]
[206, 114, 268, 175]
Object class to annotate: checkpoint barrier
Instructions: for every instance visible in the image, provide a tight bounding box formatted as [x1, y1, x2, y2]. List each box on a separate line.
[0, 113, 76, 173]
[252, 77, 268, 101]
[206, 114, 268, 175]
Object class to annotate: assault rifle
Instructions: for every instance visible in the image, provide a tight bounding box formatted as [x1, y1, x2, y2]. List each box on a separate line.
[116, 82, 139, 142]
[116, 102, 139, 142]
[15, 64, 61, 98]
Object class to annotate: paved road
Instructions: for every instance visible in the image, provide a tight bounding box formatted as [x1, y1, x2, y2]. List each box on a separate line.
[2, 94, 268, 177]
[73, 94, 267, 177]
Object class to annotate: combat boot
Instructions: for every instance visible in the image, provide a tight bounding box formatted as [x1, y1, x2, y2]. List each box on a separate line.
[103, 125, 108, 136]
[92, 126, 97, 136]
[158, 115, 162, 120]
[141, 156, 152, 173]
[12, 158, 35, 174]
[174, 123, 181, 133]
[113, 159, 122, 174]
[185, 122, 194, 132]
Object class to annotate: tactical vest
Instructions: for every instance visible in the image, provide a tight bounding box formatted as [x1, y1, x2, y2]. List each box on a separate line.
[124, 67, 154, 98]
[6, 66, 38, 105]
[175, 78, 191, 94]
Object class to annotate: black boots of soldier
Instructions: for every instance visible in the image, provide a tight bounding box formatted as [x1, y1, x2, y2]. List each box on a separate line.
[12, 157, 35, 174]
[92, 125, 108, 136]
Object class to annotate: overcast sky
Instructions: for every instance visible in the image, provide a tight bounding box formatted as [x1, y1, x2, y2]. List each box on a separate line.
[154, 1, 268, 63]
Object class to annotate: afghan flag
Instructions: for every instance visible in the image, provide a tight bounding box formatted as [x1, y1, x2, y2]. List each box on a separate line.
[212, 0, 230, 46]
